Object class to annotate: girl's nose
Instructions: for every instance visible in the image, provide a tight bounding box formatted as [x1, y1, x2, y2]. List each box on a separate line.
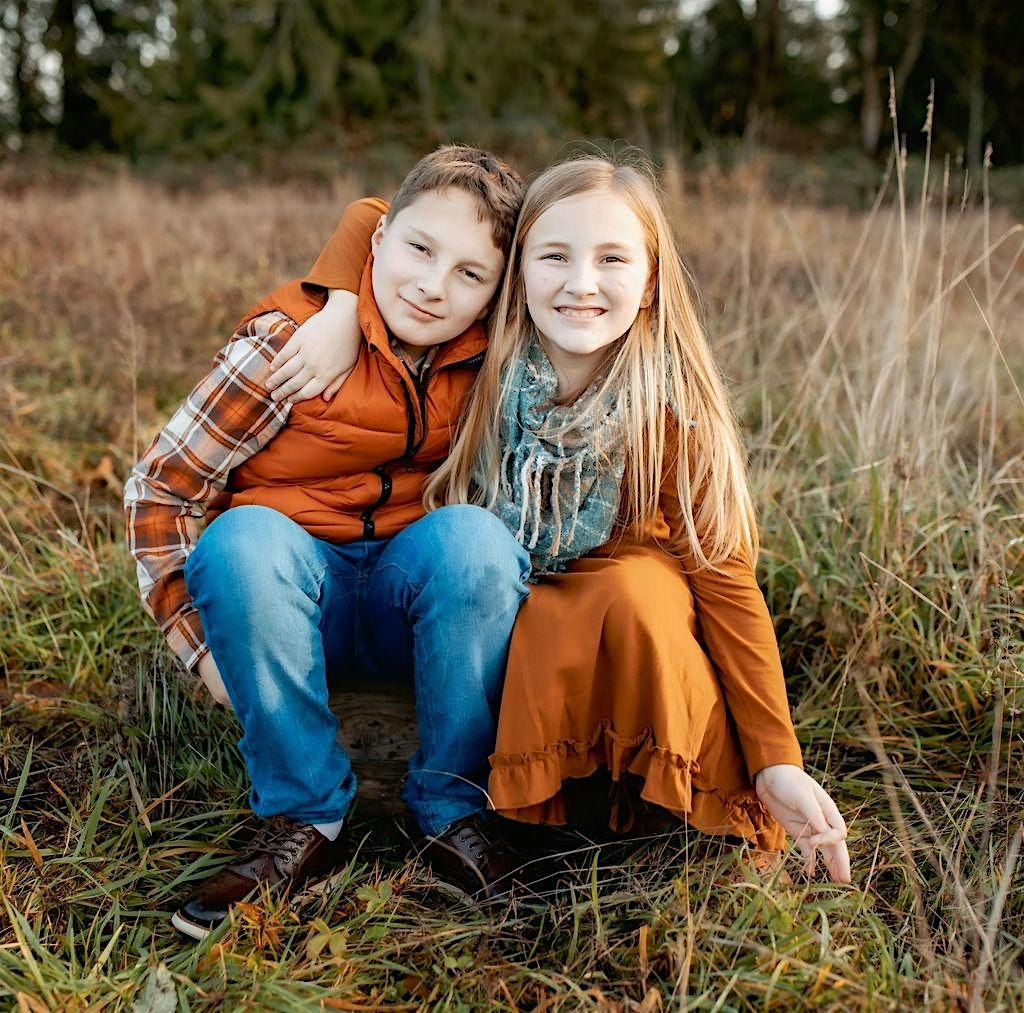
[564, 265, 599, 297]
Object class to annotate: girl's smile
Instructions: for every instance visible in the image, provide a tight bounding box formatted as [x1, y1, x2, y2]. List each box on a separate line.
[522, 191, 652, 394]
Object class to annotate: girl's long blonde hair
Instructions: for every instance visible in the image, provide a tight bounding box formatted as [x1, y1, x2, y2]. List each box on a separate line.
[425, 154, 758, 570]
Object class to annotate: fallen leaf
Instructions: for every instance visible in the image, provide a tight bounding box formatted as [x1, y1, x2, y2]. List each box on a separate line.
[133, 962, 177, 1013]
[19, 819, 43, 870]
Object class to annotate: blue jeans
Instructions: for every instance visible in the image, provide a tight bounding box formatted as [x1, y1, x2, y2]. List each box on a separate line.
[184, 504, 531, 836]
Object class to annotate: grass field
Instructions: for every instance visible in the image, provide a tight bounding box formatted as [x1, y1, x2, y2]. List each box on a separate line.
[1, 148, 1022, 1010]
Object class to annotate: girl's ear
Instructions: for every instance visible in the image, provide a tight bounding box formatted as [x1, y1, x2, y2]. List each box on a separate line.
[640, 268, 658, 309]
[370, 215, 388, 251]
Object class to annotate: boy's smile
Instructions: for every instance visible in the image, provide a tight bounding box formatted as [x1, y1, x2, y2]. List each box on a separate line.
[400, 295, 443, 321]
[371, 189, 505, 360]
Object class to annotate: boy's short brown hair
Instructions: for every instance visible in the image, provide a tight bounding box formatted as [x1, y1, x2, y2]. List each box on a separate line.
[389, 145, 524, 255]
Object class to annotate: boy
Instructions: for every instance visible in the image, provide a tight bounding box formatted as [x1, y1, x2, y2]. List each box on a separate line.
[125, 146, 529, 940]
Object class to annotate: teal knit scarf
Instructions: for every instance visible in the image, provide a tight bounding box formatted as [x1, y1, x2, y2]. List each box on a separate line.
[492, 335, 626, 575]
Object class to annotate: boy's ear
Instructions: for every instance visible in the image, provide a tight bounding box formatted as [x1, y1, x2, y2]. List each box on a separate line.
[370, 215, 387, 251]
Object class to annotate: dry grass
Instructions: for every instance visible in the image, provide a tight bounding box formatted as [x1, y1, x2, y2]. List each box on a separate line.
[0, 141, 1022, 1009]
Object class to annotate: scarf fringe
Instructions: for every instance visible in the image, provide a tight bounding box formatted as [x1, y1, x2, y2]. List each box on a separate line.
[495, 335, 626, 574]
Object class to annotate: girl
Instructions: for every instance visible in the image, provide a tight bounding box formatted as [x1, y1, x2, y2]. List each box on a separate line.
[268, 155, 851, 884]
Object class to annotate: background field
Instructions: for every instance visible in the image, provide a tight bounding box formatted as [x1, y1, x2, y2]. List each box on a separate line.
[1, 139, 1022, 1009]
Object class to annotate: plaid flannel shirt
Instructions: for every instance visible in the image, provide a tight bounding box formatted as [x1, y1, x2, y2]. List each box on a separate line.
[125, 310, 437, 672]
[124, 311, 295, 671]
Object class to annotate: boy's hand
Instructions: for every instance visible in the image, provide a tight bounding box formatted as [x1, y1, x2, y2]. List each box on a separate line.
[754, 764, 851, 883]
[196, 652, 233, 710]
[267, 289, 361, 404]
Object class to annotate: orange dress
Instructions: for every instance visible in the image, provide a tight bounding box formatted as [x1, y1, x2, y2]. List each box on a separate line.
[488, 429, 805, 852]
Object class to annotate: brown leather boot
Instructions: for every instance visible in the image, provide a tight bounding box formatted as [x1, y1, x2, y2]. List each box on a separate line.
[418, 813, 524, 904]
[171, 817, 350, 940]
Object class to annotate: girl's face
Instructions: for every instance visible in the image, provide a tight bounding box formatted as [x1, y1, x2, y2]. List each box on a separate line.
[522, 190, 652, 385]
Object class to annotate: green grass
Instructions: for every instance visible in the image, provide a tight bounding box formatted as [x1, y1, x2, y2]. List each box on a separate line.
[1, 140, 1022, 1008]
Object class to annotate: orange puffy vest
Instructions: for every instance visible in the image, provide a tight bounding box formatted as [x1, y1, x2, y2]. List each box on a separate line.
[206, 260, 486, 542]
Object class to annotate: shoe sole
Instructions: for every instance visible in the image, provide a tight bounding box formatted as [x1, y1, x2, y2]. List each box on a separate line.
[170, 860, 353, 942]
[171, 909, 214, 941]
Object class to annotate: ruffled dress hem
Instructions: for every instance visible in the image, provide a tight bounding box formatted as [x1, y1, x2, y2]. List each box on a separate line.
[488, 720, 787, 852]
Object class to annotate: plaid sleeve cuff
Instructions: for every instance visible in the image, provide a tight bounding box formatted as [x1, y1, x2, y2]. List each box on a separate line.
[164, 607, 208, 673]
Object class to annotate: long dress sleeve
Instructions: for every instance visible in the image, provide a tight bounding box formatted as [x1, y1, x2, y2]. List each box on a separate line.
[302, 197, 390, 296]
[658, 419, 805, 779]
[238, 196, 390, 334]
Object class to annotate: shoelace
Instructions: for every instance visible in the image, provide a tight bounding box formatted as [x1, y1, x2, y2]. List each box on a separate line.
[252, 817, 318, 871]
[454, 825, 490, 867]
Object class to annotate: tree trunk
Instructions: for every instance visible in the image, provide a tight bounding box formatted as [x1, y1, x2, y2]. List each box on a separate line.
[12, 0, 34, 133]
[860, 6, 882, 155]
[893, 0, 926, 95]
[176, 0, 197, 102]
[746, 0, 783, 148]
[414, 0, 443, 139]
[966, 8, 986, 179]
[53, 0, 91, 147]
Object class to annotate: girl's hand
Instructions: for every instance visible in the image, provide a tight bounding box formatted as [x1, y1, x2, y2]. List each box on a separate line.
[754, 763, 851, 883]
[196, 651, 233, 710]
[266, 289, 361, 403]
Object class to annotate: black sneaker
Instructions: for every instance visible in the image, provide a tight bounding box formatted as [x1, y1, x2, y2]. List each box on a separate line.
[418, 813, 524, 903]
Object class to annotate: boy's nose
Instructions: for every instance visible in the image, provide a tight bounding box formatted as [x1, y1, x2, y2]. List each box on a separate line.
[415, 273, 445, 301]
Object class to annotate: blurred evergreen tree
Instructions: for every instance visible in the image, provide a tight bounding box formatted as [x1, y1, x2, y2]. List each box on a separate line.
[0, 0, 1020, 173]
[838, 0, 1022, 170]
[1, 1, 45, 137]
[906, 0, 1023, 171]
[668, 0, 832, 152]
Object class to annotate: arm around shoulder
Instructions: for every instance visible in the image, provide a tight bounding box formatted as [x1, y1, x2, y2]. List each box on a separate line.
[268, 197, 388, 403]
[303, 196, 389, 294]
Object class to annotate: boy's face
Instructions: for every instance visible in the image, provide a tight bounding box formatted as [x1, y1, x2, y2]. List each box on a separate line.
[371, 188, 506, 357]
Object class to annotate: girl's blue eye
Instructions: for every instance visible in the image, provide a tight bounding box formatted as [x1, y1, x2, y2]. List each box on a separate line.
[463, 270, 483, 282]
[541, 253, 565, 261]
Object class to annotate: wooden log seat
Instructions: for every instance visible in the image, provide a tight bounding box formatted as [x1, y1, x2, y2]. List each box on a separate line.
[328, 679, 419, 809]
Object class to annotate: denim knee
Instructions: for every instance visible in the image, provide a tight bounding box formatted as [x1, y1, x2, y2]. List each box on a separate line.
[185, 504, 324, 604]
[419, 505, 529, 580]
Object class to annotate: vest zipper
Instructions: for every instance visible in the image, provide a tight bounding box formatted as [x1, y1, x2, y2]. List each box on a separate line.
[359, 465, 392, 538]
[360, 350, 484, 538]
[407, 348, 481, 457]
[360, 370, 417, 538]
[410, 367, 432, 456]
[406, 351, 483, 455]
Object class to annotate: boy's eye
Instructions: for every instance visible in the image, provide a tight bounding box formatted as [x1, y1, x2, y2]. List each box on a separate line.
[603, 255, 625, 263]
[409, 242, 430, 254]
